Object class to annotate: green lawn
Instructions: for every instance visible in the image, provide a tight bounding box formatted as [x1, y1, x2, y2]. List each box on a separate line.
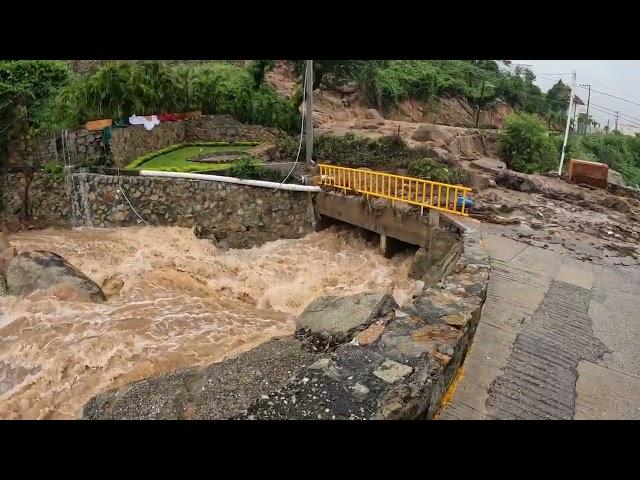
[126, 144, 255, 173]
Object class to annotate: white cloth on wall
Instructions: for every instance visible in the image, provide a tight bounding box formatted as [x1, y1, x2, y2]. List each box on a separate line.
[128, 115, 160, 131]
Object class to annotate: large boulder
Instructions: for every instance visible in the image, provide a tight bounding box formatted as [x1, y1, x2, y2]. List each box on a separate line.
[6, 251, 106, 302]
[364, 109, 385, 124]
[296, 292, 397, 345]
[495, 171, 542, 193]
[411, 124, 457, 144]
[608, 169, 627, 188]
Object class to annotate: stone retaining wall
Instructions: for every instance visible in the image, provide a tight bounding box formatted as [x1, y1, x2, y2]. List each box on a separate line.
[5, 115, 279, 169]
[0, 172, 70, 228]
[1, 171, 317, 249]
[5, 129, 105, 168]
[110, 122, 185, 167]
[71, 173, 316, 248]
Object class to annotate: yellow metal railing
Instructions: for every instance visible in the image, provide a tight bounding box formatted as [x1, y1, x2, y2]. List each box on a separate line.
[318, 164, 472, 216]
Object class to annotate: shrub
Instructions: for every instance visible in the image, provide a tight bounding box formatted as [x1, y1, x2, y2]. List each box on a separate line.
[0, 60, 72, 157]
[230, 157, 287, 183]
[43, 160, 64, 180]
[500, 113, 557, 173]
[48, 61, 301, 134]
[267, 133, 300, 161]
[408, 158, 470, 185]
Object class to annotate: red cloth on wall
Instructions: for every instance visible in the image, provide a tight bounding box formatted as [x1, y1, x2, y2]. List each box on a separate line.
[157, 113, 181, 122]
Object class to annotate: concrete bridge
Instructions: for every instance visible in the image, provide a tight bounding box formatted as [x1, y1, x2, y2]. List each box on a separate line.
[314, 164, 472, 257]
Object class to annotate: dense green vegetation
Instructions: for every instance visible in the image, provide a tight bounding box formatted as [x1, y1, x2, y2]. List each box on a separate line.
[293, 60, 569, 126]
[500, 113, 558, 174]
[314, 133, 427, 170]
[125, 143, 255, 173]
[0, 60, 72, 155]
[407, 158, 470, 185]
[229, 156, 287, 182]
[6, 59, 639, 186]
[267, 132, 469, 183]
[565, 133, 640, 187]
[50, 61, 300, 133]
[500, 112, 640, 186]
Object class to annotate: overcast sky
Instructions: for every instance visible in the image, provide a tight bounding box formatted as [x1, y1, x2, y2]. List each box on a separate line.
[512, 60, 640, 134]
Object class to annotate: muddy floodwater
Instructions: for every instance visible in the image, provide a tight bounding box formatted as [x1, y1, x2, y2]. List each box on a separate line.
[0, 226, 420, 419]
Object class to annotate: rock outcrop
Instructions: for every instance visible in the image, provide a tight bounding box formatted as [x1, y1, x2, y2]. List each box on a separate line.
[5, 251, 106, 302]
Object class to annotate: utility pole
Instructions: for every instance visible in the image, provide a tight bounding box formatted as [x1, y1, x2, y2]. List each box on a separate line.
[559, 71, 576, 175]
[475, 80, 485, 128]
[305, 60, 314, 165]
[615, 111, 619, 132]
[579, 84, 591, 135]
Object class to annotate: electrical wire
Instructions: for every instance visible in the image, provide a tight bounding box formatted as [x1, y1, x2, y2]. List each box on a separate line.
[576, 85, 640, 107]
[273, 66, 307, 191]
[116, 169, 149, 225]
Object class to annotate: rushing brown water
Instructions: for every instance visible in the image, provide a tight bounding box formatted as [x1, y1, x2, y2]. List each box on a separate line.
[0, 225, 420, 419]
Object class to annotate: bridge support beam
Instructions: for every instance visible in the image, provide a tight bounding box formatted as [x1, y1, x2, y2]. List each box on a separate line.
[314, 192, 430, 248]
[379, 233, 389, 257]
[428, 209, 440, 228]
[428, 209, 440, 253]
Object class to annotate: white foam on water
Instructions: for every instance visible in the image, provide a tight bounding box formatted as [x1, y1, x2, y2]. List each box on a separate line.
[0, 225, 420, 419]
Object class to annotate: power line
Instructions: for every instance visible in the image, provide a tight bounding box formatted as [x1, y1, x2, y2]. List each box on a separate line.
[574, 73, 640, 101]
[590, 102, 640, 123]
[576, 85, 640, 107]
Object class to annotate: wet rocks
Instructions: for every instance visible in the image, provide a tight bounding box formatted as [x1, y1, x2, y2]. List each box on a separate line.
[495, 171, 541, 193]
[409, 230, 462, 287]
[5, 251, 106, 302]
[354, 324, 386, 346]
[373, 360, 414, 383]
[296, 292, 397, 344]
[437, 343, 455, 356]
[83, 337, 314, 420]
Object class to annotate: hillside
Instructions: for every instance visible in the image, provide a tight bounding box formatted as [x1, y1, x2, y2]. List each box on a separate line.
[266, 61, 515, 130]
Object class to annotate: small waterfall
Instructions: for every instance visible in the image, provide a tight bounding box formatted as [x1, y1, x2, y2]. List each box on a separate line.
[69, 173, 93, 227]
[56, 130, 92, 227]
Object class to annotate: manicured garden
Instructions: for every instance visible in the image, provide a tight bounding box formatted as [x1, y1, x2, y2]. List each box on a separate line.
[125, 142, 258, 173]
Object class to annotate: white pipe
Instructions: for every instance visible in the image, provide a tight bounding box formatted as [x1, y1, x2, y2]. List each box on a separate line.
[139, 170, 321, 192]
